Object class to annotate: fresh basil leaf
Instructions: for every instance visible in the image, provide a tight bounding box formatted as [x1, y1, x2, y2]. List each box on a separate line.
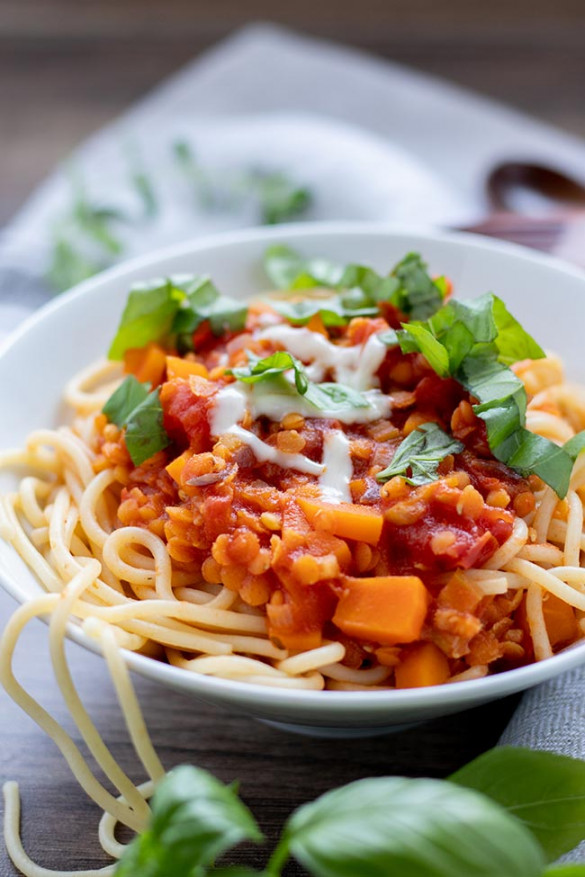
[491, 296, 545, 365]
[339, 264, 400, 305]
[231, 353, 371, 413]
[277, 776, 545, 877]
[303, 382, 370, 411]
[564, 430, 585, 461]
[397, 323, 451, 377]
[270, 284, 380, 326]
[124, 388, 171, 466]
[391, 252, 447, 320]
[457, 356, 527, 447]
[115, 766, 262, 877]
[376, 423, 463, 486]
[108, 279, 185, 360]
[264, 245, 345, 290]
[172, 276, 248, 340]
[270, 297, 351, 327]
[230, 351, 309, 395]
[102, 376, 151, 428]
[493, 429, 574, 499]
[459, 356, 526, 409]
[451, 747, 585, 863]
[263, 248, 446, 326]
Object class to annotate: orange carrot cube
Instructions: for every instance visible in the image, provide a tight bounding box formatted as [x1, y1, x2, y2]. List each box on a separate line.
[333, 575, 429, 646]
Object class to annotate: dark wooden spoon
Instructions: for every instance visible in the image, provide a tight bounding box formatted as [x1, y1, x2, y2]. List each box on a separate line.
[460, 161, 585, 263]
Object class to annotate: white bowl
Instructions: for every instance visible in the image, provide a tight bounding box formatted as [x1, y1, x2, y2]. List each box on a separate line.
[2, 222, 585, 737]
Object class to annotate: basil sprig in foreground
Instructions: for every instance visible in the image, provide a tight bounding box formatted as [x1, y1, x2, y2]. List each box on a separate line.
[381, 293, 585, 498]
[115, 746, 585, 877]
[263, 246, 447, 326]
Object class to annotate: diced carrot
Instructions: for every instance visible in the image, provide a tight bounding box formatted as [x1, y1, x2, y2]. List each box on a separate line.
[272, 629, 323, 651]
[165, 450, 191, 484]
[542, 593, 578, 648]
[124, 342, 167, 386]
[395, 642, 450, 689]
[306, 313, 328, 336]
[166, 355, 208, 380]
[437, 571, 483, 614]
[297, 498, 383, 546]
[332, 575, 429, 646]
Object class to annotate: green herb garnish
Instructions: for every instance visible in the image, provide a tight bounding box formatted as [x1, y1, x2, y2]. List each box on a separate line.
[102, 375, 151, 427]
[116, 746, 585, 877]
[108, 276, 248, 360]
[173, 140, 313, 224]
[102, 376, 170, 466]
[376, 423, 464, 486]
[115, 766, 262, 877]
[247, 170, 312, 225]
[172, 277, 248, 350]
[47, 156, 158, 294]
[380, 292, 583, 498]
[230, 351, 370, 413]
[263, 247, 447, 327]
[230, 351, 309, 394]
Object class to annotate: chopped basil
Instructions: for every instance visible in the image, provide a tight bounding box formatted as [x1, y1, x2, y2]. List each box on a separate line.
[390, 293, 545, 375]
[230, 351, 309, 395]
[563, 430, 585, 461]
[379, 292, 578, 496]
[390, 252, 447, 320]
[102, 375, 151, 428]
[269, 297, 361, 328]
[108, 278, 185, 360]
[102, 378, 170, 466]
[230, 351, 370, 412]
[124, 388, 171, 466]
[264, 245, 345, 291]
[108, 275, 248, 360]
[376, 423, 464, 486]
[263, 247, 446, 327]
[303, 382, 370, 411]
[171, 276, 248, 347]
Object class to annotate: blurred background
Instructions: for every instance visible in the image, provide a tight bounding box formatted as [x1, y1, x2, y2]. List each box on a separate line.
[2, 0, 585, 226]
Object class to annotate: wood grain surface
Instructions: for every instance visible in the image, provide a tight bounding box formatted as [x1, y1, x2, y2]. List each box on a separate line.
[1, 2, 585, 874]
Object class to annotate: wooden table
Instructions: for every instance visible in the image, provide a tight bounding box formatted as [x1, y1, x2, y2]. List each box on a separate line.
[1, 2, 585, 874]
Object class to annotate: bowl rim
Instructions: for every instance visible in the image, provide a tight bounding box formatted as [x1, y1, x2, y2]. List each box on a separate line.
[2, 219, 585, 716]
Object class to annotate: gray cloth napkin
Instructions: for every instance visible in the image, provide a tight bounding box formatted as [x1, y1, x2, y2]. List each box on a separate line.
[1, 22, 584, 861]
[500, 667, 585, 863]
